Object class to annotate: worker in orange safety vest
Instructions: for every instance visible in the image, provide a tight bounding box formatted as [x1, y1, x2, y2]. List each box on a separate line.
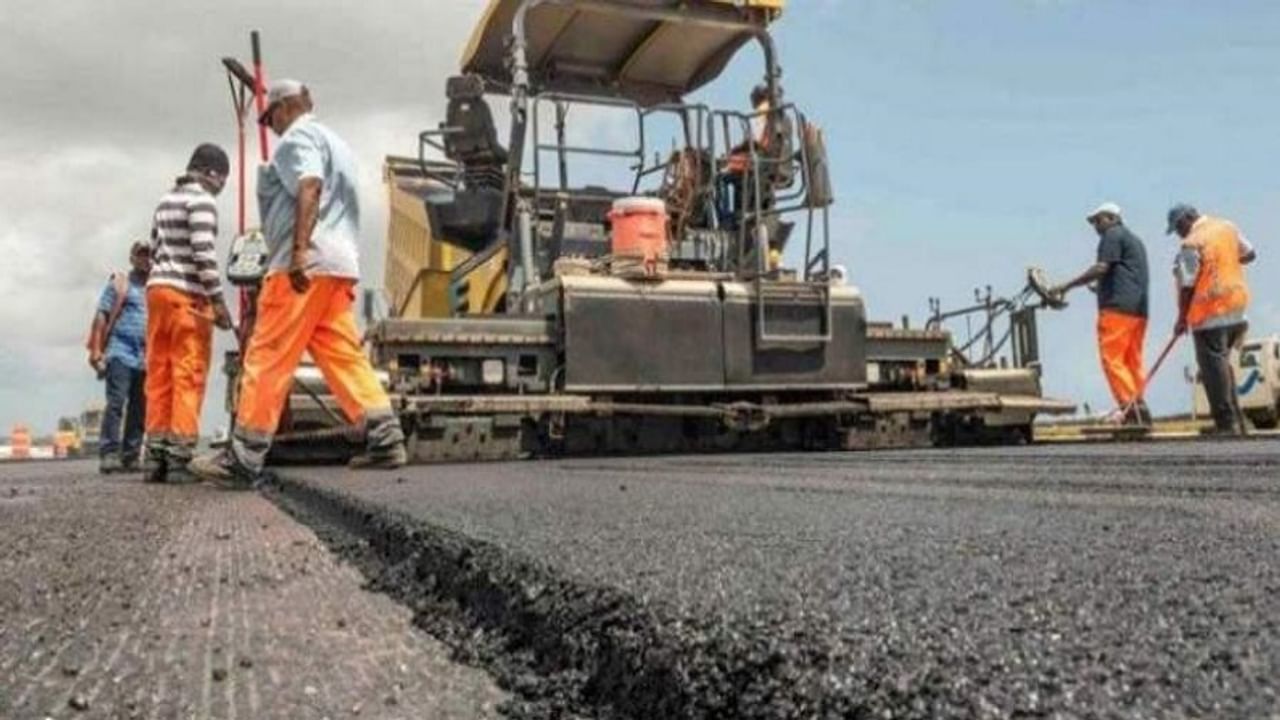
[721, 84, 793, 271]
[1169, 203, 1258, 436]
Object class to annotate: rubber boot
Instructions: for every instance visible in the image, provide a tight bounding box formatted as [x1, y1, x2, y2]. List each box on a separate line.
[99, 454, 122, 475]
[143, 449, 169, 483]
[349, 413, 408, 470]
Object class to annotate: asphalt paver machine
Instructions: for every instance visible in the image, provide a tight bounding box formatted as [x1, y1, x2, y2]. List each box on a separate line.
[279, 0, 1073, 462]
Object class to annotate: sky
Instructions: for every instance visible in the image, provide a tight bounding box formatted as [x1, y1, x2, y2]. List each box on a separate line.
[1, 0, 1277, 436]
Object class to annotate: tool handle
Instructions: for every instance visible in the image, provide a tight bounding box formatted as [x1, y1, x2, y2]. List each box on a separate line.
[1121, 333, 1181, 415]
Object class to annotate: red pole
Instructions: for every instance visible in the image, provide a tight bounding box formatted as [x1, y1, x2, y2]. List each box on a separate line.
[251, 31, 269, 162]
[236, 113, 246, 234]
[221, 59, 253, 234]
[236, 104, 249, 329]
[238, 30, 269, 349]
[236, 113, 249, 330]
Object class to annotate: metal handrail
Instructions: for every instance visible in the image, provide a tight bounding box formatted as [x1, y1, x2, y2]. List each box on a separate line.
[416, 128, 462, 189]
[530, 93, 648, 215]
[708, 103, 833, 345]
[504, 0, 786, 303]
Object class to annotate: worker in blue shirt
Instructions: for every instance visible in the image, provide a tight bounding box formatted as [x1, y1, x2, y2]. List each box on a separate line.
[87, 241, 151, 472]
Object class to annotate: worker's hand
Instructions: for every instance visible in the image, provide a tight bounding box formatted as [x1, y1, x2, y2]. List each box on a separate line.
[212, 301, 234, 331]
[1174, 318, 1188, 337]
[88, 351, 105, 375]
[1042, 285, 1068, 310]
[288, 251, 311, 294]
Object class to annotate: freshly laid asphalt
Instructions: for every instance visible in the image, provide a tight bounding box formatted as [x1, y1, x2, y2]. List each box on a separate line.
[277, 440, 1280, 719]
[5, 442, 1279, 719]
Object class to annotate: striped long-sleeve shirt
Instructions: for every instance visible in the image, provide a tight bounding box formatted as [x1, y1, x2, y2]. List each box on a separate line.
[148, 176, 224, 300]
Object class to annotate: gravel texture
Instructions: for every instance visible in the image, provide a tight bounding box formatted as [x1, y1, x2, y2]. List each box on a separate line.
[276, 439, 1280, 719]
[0, 460, 506, 719]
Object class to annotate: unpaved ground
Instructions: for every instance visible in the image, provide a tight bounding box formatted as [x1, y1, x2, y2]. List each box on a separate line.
[277, 440, 1280, 719]
[0, 461, 506, 720]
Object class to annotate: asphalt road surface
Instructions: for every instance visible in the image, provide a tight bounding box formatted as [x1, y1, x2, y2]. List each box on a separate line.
[275, 439, 1280, 719]
[0, 460, 506, 720]
[5, 441, 1280, 720]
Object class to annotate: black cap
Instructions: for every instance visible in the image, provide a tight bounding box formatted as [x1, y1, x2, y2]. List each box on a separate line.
[1166, 203, 1198, 235]
[187, 143, 230, 177]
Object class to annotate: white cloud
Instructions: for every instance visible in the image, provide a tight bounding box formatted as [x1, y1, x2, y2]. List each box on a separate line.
[0, 0, 488, 435]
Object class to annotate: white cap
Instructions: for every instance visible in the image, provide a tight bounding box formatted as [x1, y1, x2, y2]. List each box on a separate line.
[258, 79, 306, 124]
[1086, 201, 1122, 221]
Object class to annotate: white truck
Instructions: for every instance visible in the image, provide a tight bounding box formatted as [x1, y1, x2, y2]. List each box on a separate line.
[1194, 335, 1280, 429]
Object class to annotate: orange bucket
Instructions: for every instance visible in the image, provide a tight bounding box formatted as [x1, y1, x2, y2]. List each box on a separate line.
[609, 197, 669, 275]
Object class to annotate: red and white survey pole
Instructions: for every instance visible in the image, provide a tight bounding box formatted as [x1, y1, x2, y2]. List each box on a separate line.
[220, 31, 270, 344]
[220, 61, 251, 236]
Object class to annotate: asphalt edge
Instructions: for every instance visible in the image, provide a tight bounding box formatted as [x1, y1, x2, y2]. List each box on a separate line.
[265, 471, 784, 720]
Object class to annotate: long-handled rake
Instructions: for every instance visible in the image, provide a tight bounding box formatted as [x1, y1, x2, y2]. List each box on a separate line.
[1118, 332, 1182, 423]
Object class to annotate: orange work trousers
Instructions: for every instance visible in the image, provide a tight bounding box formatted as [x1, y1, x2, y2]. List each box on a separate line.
[145, 286, 214, 451]
[1097, 309, 1147, 406]
[235, 274, 391, 438]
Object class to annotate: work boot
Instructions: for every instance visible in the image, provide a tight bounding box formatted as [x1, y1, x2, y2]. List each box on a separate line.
[348, 442, 409, 470]
[165, 460, 200, 485]
[351, 413, 408, 470]
[143, 446, 168, 483]
[99, 454, 123, 475]
[1135, 401, 1154, 427]
[188, 450, 260, 491]
[1122, 402, 1153, 427]
[1201, 423, 1246, 439]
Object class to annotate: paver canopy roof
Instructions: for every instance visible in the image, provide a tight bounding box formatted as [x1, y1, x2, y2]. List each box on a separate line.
[461, 0, 784, 105]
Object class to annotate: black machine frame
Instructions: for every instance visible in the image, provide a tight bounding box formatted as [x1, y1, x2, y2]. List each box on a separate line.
[267, 0, 1077, 463]
[410, 0, 837, 317]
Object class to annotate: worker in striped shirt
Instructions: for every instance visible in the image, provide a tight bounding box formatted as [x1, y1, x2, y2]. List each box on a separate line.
[144, 143, 234, 483]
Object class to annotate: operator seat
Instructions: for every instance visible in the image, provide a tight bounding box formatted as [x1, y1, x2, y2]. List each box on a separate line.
[442, 74, 507, 189]
[426, 75, 507, 251]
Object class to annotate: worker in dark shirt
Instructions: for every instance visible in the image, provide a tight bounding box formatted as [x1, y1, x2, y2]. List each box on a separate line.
[1051, 202, 1151, 425]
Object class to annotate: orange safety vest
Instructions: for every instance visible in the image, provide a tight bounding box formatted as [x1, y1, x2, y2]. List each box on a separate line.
[1183, 216, 1250, 329]
[726, 102, 776, 175]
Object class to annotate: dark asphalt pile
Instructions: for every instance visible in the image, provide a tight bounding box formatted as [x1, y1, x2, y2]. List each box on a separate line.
[276, 440, 1280, 719]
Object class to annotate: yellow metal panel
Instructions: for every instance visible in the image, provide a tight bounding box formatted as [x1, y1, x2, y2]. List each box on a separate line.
[383, 160, 510, 319]
[461, 0, 783, 102]
[708, 0, 784, 7]
[463, 246, 511, 315]
[416, 270, 456, 318]
[385, 165, 470, 319]
[461, 0, 507, 78]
